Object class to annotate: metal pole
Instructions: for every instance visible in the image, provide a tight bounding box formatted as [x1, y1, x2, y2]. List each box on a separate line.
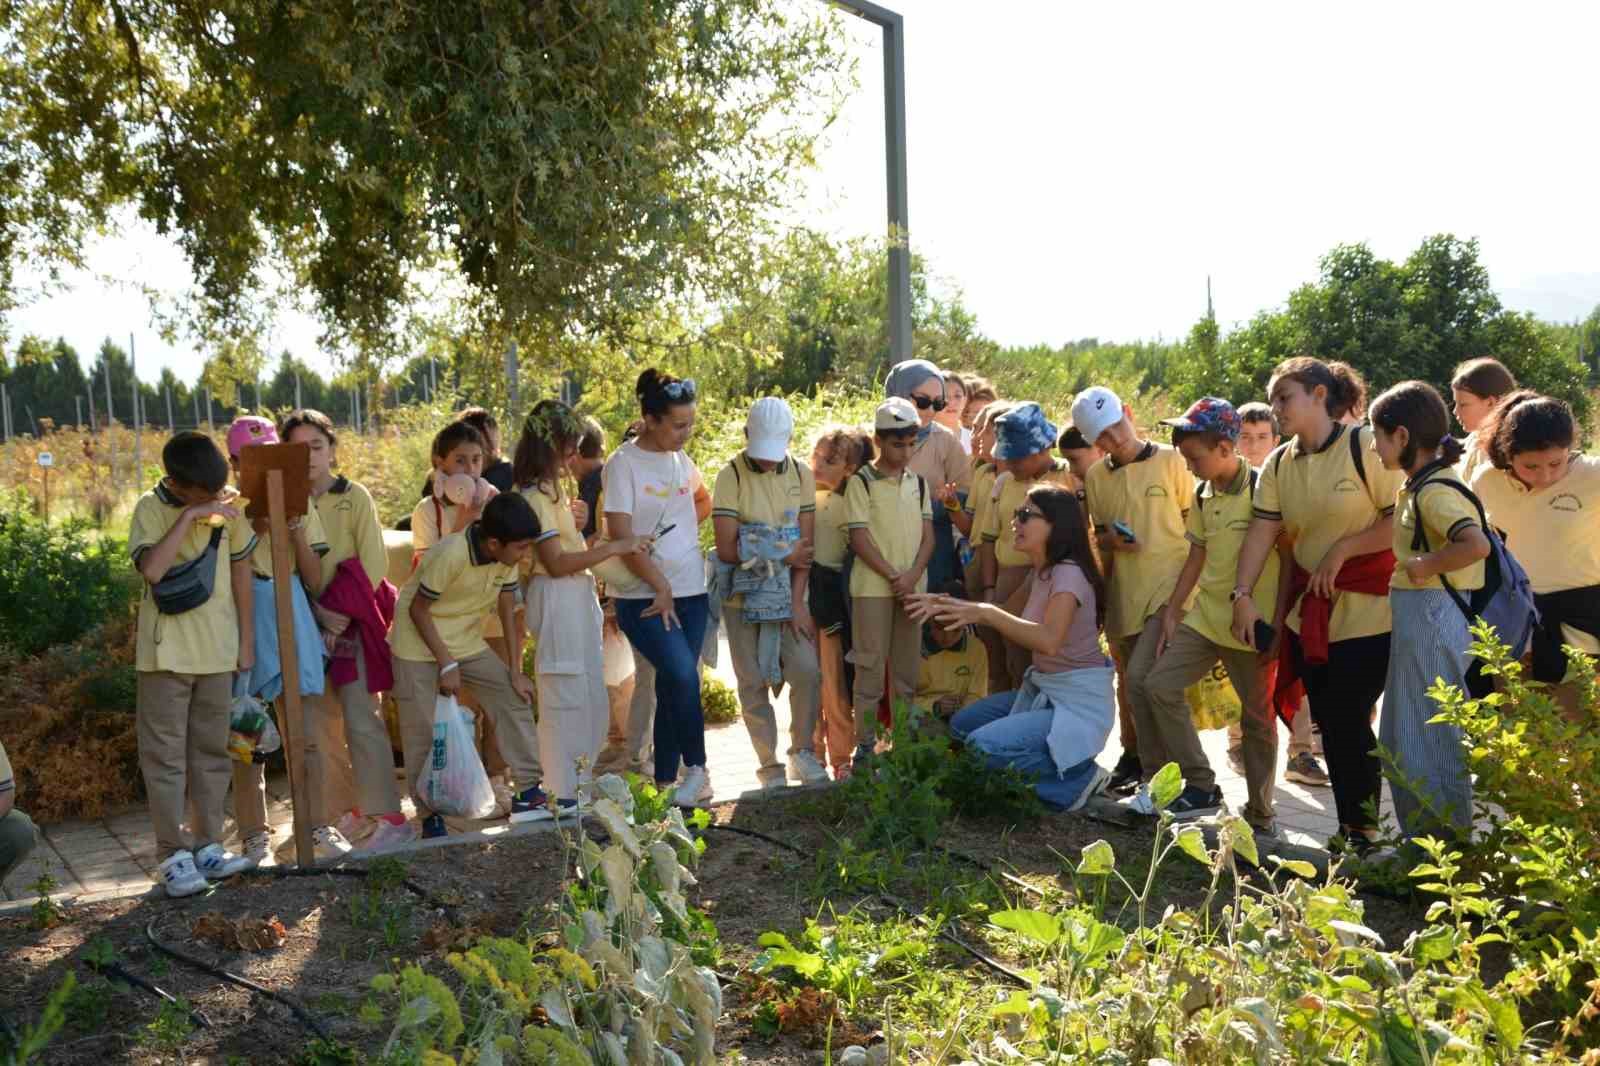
[506, 338, 519, 428]
[165, 385, 174, 430]
[104, 353, 117, 488]
[1, 383, 8, 442]
[294, 371, 302, 410]
[131, 334, 140, 483]
[75, 395, 83, 432]
[206, 387, 214, 431]
[193, 389, 201, 429]
[87, 389, 97, 433]
[430, 355, 437, 398]
[833, 1, 911, 366]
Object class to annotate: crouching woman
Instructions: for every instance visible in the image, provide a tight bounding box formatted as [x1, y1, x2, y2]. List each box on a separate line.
[907, 485, 1114, 810]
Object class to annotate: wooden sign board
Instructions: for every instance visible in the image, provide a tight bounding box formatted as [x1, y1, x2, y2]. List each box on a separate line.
[238, 442, 310, 522]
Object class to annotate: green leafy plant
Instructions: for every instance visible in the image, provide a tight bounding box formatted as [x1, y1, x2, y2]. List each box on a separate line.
[0, 496, 135, 655]
[700, 673, 740, 725]
[138, 996, 196, 1052]
[28, 870, 63, 930]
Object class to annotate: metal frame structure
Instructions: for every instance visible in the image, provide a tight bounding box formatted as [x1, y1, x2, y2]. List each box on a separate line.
[832, 0, 911, 363]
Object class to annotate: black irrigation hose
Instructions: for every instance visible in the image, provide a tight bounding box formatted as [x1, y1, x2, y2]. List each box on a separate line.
[144, 919, 332, 1042]
[87, 959, 213, 1030]
[242, 862, 463, 925]
[701, 822, 1031, 987]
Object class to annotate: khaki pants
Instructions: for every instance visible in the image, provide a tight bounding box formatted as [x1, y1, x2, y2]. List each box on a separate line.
[814, 629, 855, 771]
[137, 671, 234, 860]
[1111, 619, 1166, 758]
[723, 609, 821, 777]
[392, 651, 543, 817]
[849, 596, 920, 745]
[1229, 696, 1314, 757]
[1129, 623, 1277, 826]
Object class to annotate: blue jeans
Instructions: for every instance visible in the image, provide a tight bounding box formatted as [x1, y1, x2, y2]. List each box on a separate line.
[950, 692, 1101, 810]
[615, 594, 711, 784]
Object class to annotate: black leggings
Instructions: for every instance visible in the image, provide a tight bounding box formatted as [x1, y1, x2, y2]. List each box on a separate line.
[1294, 632, 1390, 832]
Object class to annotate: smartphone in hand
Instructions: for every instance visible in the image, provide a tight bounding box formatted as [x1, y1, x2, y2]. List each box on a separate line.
[1112, 520, 1137, 543]
[1253, 619, 1276, 651]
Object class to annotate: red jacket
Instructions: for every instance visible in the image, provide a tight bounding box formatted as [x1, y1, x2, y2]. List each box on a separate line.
[319, 557, 397, 694]
[1274, 549, 1395, 721]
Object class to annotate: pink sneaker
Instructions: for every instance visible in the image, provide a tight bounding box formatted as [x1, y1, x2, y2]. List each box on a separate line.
[356, 817, 416, 855]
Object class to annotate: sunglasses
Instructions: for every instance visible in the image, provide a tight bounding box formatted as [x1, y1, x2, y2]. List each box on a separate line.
[1013, 506, 1043, 525]
[661, 378, 698, 402]
[911, 394, 947, 412]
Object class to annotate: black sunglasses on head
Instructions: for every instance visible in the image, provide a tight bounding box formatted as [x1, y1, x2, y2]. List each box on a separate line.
[911, 395, 947, 412]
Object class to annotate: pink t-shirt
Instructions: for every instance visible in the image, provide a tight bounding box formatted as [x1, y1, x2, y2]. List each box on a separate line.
[1022, 562, 1103, 672]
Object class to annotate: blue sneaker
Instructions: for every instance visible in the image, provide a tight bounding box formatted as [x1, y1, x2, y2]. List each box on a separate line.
[421, 814, 448, 839]
[509, 786, 554, 824]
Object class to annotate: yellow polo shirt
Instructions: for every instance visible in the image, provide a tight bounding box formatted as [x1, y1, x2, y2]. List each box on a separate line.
[390, 527, 521, 663]
[1470, 454, 1600, 653]
[312, 476, 388, 590]
[1183, 459, 1280, 652]
[1393, 469, 1485, 592]
[843, 464, 933, 598]
[413, 495, 506, 639]
[963, 462, 999, 545]
[711, 452, 816, 608]
[1254, 424, 1406, 642]
[130, 481, 258, 675]
[985, 459, 1078, 567]
[916, 634, 989, 712]
[522, 481, 586, 578]
[1083, 443, 1195, 638]
[244, 502, 329, 585]
[814, 489, 850, 570]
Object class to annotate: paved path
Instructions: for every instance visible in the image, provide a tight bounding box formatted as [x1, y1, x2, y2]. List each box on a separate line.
[3, 637, 1379, 904]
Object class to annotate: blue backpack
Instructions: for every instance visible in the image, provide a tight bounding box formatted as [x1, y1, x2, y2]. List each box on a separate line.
[1409, 475, 1539, 659]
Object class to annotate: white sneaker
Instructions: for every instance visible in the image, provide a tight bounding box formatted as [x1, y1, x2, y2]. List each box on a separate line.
[159, 850, 208, 898]
[313, 825, 354, 862]
[242, 830, 273, 867]
[1068, 765, 1112, 812]
[756, 766, 788, 791]
[788, 750, 830, 785]
[356, 818, 416, 854]
[673, 766, 713, 807]
[1118, 786, 1159, 817]
[194, 842, 254, 880]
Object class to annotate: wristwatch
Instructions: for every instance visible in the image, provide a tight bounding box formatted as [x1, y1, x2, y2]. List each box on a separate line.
[1229, 586, 1252, 603]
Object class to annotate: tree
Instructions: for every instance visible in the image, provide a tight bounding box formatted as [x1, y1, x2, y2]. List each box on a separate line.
[1, 0, 852, 369]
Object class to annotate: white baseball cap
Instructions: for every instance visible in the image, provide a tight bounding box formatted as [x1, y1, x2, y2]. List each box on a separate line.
[745, 396, 795, 462]
[875, 397, 920, 432]
[1071, 386, 1125, 443]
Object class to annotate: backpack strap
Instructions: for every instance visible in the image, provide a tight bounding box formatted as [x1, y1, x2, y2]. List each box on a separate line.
[1408, 474, 1490, 621]
[1348, 424, 1368, 489]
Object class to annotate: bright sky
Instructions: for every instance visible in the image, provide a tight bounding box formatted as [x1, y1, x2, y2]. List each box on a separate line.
[10, 0, 1600, 383]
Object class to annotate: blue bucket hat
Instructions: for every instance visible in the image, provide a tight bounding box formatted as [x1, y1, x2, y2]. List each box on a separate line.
[993, 402, 1059, 460]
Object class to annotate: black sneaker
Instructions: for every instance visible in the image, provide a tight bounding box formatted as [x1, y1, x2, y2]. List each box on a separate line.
[421, 814, 447, 839]
[510, 785, 554, 823]
[1168, 786, 1225, 820]
[1327, 829, 1378, 858]
[1107, 752, 1143, 795]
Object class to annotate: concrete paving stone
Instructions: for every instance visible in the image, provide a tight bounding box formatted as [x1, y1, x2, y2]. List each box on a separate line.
[54, 838, 137, 866]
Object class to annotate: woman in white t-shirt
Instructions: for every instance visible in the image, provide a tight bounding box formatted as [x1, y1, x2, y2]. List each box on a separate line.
[604, 369, 715, 806]
[908, 485, 1116, 810]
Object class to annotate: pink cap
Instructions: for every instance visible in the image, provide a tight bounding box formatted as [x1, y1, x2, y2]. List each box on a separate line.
[226, 416, 278, 458]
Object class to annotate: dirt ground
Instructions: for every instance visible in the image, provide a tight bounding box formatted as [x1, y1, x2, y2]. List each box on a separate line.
[2, 794, 1429, 1063]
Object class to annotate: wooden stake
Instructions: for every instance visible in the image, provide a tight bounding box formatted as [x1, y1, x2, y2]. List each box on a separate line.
[266, 469, 315, 868]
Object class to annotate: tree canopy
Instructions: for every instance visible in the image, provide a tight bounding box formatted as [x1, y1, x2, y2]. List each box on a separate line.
[0, 0, 851, 358]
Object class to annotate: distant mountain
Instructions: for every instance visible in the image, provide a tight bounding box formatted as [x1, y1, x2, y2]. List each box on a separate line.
[1500, 273, 1600, 323]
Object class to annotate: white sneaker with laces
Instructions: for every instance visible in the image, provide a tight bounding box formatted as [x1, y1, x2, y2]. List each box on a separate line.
[673, 765, 713, 807]
[242, 830, 273, 867]
[194, 842, 255, 880]
[1118, 786, 1159, 817]
[789, 750, 830, 785]
[313, 825, 354, 862]
[756, 765, 788, 791]
[159, 850, 208, 897]
[356, 818, 416, 854]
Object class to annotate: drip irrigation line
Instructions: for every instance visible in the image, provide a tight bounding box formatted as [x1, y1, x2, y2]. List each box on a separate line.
[87, 959, 213, 1030]
[144, 919, 331, 1042]
[243, 861, 463, 925]
[701, 822, 1031, 988]
[926, 843, 1044, 898]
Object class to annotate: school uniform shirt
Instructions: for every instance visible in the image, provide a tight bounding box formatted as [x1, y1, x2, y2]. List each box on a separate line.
[1083, 442, 1194, 639]
[412, 494, 504, 639]
[1254, 423, 1406, 642]
[917, 633, 989, 709]
[907, 421, 972, 496]
[130, 481, 259, 675]
[985, 460, 1078, 568]
[814, 489, 850, 571]
[244, 501, 329, 583]
[312, 476, 388, 591]
[963, 462, 999, 549]
[601, 441, 707, 600]
[521, 481, 587, 578]
[389, 527, 521, 664]
[1470, 454, 1600, 653]
[1455, 430, 1491, 485]
[843, 464, 933, 598]
[1392, 467, 1486, 592]
[1185, 459, 1281, 653]
[711, 452, 817, 608]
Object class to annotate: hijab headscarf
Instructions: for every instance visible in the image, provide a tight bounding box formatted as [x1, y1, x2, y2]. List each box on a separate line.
[884, 359, 945, 445]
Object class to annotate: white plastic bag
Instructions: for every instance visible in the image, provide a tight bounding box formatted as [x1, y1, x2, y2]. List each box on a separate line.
[418, 694, 497, 819]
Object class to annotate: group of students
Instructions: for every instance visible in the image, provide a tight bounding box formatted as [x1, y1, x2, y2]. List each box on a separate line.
[91, 347, 1596, 899]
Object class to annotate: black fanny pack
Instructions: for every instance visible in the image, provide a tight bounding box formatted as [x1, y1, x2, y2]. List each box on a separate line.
[152, 526, 224, 615]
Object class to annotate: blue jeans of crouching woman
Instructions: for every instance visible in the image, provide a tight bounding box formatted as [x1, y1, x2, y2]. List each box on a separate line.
[950, 692, 1103, 809]
[614, 594, 711, 785]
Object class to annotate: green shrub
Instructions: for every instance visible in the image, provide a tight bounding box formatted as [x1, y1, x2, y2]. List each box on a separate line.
[701, 673, 739, 725]
[0, 493, 135, 655]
